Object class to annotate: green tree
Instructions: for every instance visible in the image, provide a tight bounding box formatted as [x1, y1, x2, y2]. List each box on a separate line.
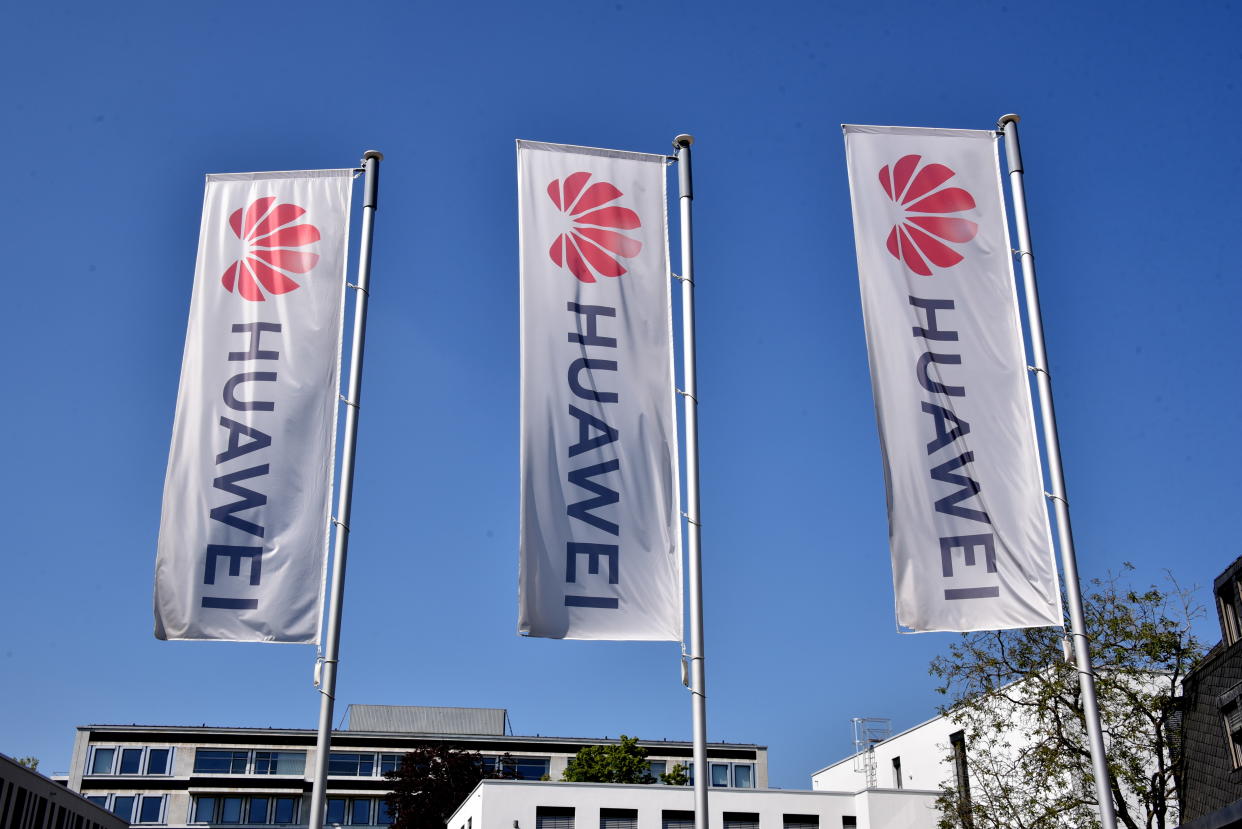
[14, 757, 38, 771]
[384, 746, 520, 829]
[929, 567, 1203, 829]
[659, 763, 690, 786]
[561, 735, 656, 784]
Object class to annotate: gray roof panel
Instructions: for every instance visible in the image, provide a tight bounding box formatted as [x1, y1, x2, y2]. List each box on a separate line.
[347, 705, 507, 735]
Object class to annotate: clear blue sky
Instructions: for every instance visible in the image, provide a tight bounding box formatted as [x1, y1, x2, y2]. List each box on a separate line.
[2, 0, 1240, 790]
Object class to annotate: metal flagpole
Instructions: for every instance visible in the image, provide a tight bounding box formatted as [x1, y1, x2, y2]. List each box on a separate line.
[307, 149, 383, 829]
[997, 114, 1118, 829]
[673, 134, 709, 829]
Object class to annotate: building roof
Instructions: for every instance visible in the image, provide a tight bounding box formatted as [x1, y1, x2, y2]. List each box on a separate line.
[346, 705, 507, 735]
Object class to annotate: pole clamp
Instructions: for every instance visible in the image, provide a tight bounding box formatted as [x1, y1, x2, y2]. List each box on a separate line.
[1044, 492, 1068, 507]
[681, 511, 701, 527]
[1027, 365, 1049, 377]
[672, 273, 693, 284]
[1012, 248, 1033, 259]
[339, 394, 359, 410]
[676, 388, 698, 403]
[332, 517, 350, 533]
[347, 282, 369, 296]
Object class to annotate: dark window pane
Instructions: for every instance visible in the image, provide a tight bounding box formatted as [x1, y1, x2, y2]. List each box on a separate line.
[327, 798, 347, 824]
[139, 796, 163, 823]
[380, 754, 401, 775]
[194, 749, 248, 774]
[515, 758, 549, 780]
[120, 749, 143, 775]
[274, 797, 297, 824]
[722, 812, 759, 829]
[352, 799, 372, 825]
[648, 761, 666, 777]
[90, 748, 114, 775]
[146, 749, 170, 775]
[711, 764, 730, 787]
[256, 751, 305, 775]
[329, 753, 374, 776]
[220, 797, 243, 823]
[86, 796, 107, 808]
[249, 797, 271, 823]
[377, 800, 393, 825]
[536, 806, 575, 829]
[195, 797, 217, 822]
[111, 796, 136, 821]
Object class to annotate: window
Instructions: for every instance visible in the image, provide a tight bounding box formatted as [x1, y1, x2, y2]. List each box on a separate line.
[733, 764, 754, 788]
[88, 747, 115, 775]
[891, 756, 903, 789]
[536, 806, 575, 829]
[329, 752, 375, 776]
[195, 796, 218, 822]
[711, 763, 730, 787]
[327, 798, 348, 824]
[147, 748, 171, 775]
[86, 796, 108, 809]
[220, 796, 244, 823]
[601, 808, 638, 829]
[138, 795, 165, 824]
[194, 749, 248, 774]
[273, 796, 298, 824]
[119, 748, 144, 775]
[351, 799, 372, 825]
[648, 760, 667, 778]
[841, 819, 857, 829]
[254, 751, 306, 775]
[662, 810, 695, 829]
[784, 814, 819, 829]
[1219, 579, 1242, 644]
[515, 757, 550, 780]
[377, 800, 393, 825]
[380, 754, 402, 775]
[111, 796, 136, 821]
[193, 795, 300, 825]
[723, 812, 759, 829]
[1223, 696, 1242, 768]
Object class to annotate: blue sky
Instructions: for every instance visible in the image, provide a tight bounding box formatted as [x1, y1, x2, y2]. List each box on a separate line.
[2, 0, 1240, 790]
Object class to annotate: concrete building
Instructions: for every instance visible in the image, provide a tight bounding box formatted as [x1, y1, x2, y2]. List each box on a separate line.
[1, 751, 128, 829]
[61, 705, 766, 828]
[445, 779, 939, 829]
[810, 716, 960, 798]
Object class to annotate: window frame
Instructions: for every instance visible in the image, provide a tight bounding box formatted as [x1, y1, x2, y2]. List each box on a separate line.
[193, 748, 250, 775]
[253, 750, 307, 776]
[137, 794, 166, 824]
[328, 752, 377, 777]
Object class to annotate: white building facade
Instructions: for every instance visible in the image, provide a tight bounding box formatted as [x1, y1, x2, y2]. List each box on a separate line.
[446, 780, 939, 829]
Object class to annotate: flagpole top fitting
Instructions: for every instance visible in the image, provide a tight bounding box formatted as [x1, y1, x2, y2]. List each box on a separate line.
[362, 150, 384, 161]
[673, 134, 694, 149]
[997, 114, 1021, 128]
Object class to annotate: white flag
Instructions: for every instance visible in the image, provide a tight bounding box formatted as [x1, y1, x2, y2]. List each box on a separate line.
[517, 140, 682, 640]
[843, 125, 1060, 632]
[154, 169, 353, 643]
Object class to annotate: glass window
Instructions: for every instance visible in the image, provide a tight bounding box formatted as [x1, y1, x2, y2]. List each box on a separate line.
[327, 798, 347, 824]
[380, 754, 402, 775]
[119, 748, 144, 774]
[111, 796, 136, 821]
[89, 748, 115, 775]
[536, 806, 575, 829]
[194, 749, 249, 774]
[255, 751, 306, 775]
[138, 796, 164, 823]
[722, 813, 759, 829]
[273, 797, 298, 824]
[648, 761, 667, 777]
[146, 748, 170, 775]
[220, 796, 243, 824]
[600, 808, 638, 829]
[711, 763, 730, 787]
[783, 815, 818, 829]
[377, 800, 393, 825]
[249, 797, 271, 823]
[733, 764, 754, 788]
[662, 810, 695, 829]
[194, 796, 217, 822]
[351, 799, 372, 825]
[515, 757, 550, 780]
[329, 752, 375, 776]
[86, 796, 107, 808]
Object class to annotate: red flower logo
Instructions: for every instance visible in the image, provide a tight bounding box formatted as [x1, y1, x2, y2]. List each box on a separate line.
[879, 155, 978, 276]
[546, 172, 642, 283]
[221, 197, 321, 301]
